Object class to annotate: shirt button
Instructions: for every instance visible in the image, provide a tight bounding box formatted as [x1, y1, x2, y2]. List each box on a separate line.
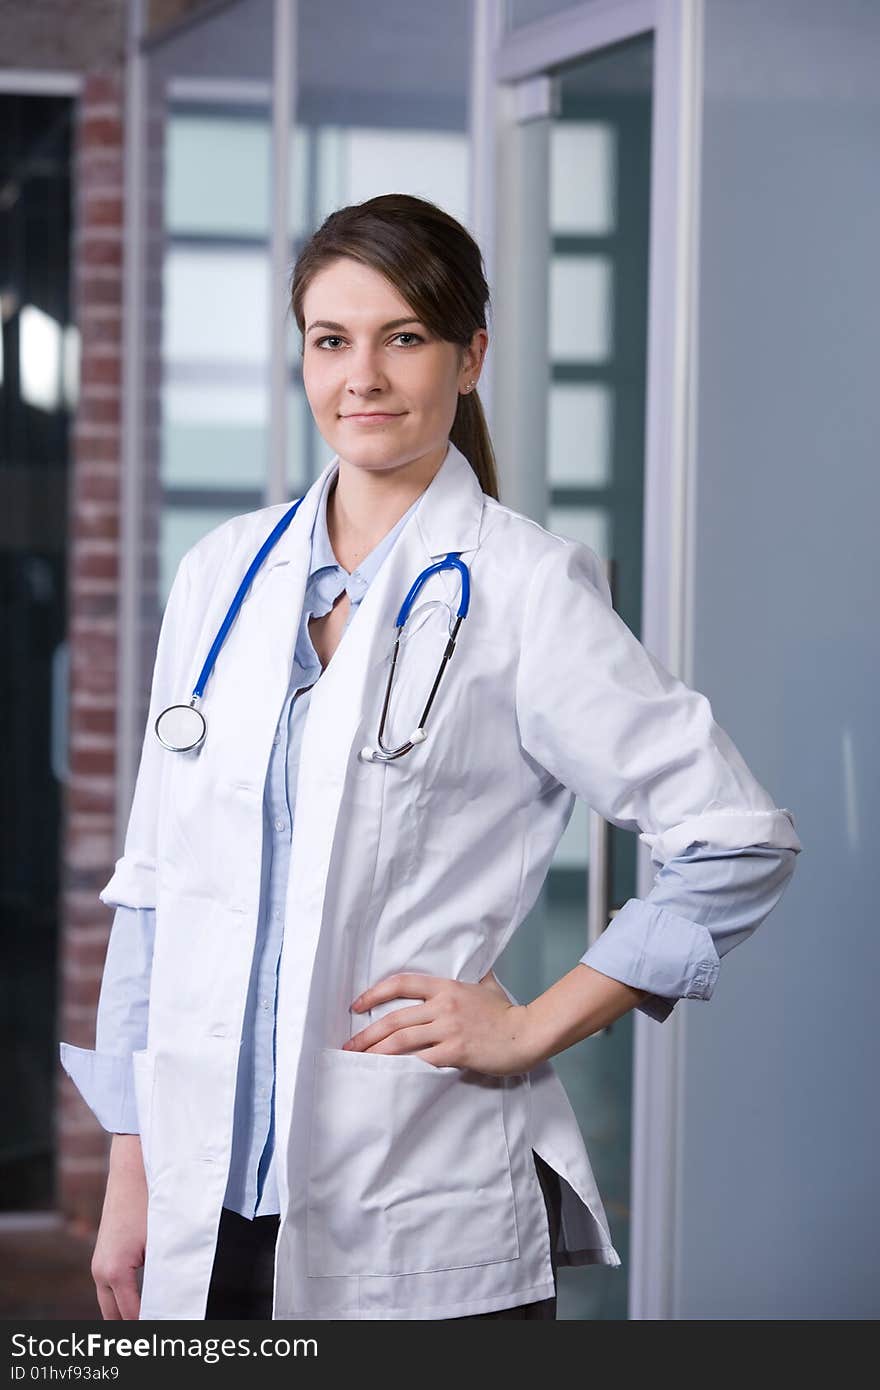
[260, 997, 270, 1011]
[272, 909, 281, 921]
[274, 818, 286, 832]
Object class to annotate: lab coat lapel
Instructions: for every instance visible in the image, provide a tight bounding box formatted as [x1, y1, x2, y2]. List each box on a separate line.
[289, 437, 485, 849]
[200, 461, 331, 794]
[270, 439, 486, 1213]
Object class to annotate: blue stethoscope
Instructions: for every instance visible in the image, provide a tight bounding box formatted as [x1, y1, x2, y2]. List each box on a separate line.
[154, 493, 471, 762]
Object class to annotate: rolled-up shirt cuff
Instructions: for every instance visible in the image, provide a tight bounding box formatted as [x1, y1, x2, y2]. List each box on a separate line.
[578, 897, 721, 1016]
[58, 1043, 140, 1134]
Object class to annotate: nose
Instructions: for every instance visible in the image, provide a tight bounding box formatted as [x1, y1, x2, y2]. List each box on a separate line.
[343, 344, 391, 400]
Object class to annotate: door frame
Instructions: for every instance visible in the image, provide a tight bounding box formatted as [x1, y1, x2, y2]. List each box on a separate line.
[474, 0, 706, 1320]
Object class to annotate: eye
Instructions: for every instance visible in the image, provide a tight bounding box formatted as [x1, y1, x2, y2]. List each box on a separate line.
[312, 332, 425, 351]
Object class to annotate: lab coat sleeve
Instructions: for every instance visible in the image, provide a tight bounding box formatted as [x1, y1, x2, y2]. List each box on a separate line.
[514, 539, 802, 1018]
[59, 905, 156, 1132]
[98, 550, 194, 910]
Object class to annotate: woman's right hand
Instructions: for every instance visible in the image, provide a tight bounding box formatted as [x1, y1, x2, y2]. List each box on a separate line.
[91, 1133, 148, 1320]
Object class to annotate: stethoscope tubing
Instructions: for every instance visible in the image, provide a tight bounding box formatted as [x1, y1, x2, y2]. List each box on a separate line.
[373, 610, 464, 761]
[191, 496, 305, 701]
[155, 492, 470, 761]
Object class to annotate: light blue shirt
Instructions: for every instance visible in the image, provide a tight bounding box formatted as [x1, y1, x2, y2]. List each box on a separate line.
[580, 841, 796, 1023]
[221, 475, 422, 1216]
[60, 479, 796, 1206]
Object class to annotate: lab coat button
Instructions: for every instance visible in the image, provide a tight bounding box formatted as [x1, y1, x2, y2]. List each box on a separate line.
[274, 818, 286, 832]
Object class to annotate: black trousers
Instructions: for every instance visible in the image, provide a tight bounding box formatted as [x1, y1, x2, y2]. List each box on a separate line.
[204, 1150, 562, 1321]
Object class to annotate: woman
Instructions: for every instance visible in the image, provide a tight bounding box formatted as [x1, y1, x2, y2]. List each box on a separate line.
[60, 193, 801, 1322]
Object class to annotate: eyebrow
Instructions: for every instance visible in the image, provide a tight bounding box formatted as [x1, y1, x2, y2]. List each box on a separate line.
[305, 317, 424, 335]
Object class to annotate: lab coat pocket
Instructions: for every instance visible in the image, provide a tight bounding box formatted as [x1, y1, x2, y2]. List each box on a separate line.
[130, 1048, 156, 1189]
[306, 1047, 520, 1278]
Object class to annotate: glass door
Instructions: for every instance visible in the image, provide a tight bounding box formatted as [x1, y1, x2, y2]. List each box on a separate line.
[0, 92, 74, 1211]
[494, 31, 654, 1321]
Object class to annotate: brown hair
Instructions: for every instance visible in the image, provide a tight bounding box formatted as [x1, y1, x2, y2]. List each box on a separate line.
[289, 193, 499, 500]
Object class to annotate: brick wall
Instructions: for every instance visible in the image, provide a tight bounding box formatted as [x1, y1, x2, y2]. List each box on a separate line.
[56, 54, 167, 1234]
[56, 70, 126, 1233]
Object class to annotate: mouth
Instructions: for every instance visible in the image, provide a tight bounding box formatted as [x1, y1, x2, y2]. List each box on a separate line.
[340, 412, 406, 422]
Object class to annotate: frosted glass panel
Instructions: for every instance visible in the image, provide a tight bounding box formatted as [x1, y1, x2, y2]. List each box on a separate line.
[549, 256, 613, 363]
[554, 795, 589, 871]
[548, 383, 613, 486]
[550, 122, 616, 235]
[287, 384, 331, 495]
[161, 506, 238, 604]
[507, 0, 586, 27]
[305, 127, 468, 232]
[547, 503, 609, 559]
[287, 0, 472, 489]
[166, 114, 271, 237]
[288, 122, 311, 242]
[162, 382, 268, 489]
[163, 247, 269, 365]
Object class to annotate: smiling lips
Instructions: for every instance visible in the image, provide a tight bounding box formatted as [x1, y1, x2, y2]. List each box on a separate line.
[342, 412, 405, 422]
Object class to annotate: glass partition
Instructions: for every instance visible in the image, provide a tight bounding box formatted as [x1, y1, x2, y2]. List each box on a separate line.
[494, 32, 654, 1320]
[286, 0, 472, 492]
[133, 0, 472, 665]
[142, 0, 274, 612]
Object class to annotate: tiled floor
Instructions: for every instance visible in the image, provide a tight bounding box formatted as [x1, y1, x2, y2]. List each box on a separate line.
[0, 1216, 99, 1321]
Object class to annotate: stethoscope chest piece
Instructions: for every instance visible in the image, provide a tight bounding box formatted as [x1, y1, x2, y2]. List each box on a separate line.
[154, 494, 306, 754]
[155, 700, 207, 752]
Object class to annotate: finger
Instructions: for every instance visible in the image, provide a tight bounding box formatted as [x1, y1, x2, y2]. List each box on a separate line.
[113, 1271, 142, 1321]
[344, 1004, 433, 1052]
[94, 1281, 122, 1321]
[351, 973, 440, 1012]
[362, 1022, 445, 1058]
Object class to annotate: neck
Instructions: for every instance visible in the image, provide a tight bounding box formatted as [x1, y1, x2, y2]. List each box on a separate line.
[327, 441, 448, 571]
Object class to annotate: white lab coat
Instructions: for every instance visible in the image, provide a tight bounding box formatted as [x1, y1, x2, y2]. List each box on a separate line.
[98, 438, 800, 1319]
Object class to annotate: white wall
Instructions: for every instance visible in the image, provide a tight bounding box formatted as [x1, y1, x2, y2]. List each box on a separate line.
[677, 0, 880, 1319]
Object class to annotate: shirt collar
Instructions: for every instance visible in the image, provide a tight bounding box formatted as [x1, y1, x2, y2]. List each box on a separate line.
[308, 463, 423, 592]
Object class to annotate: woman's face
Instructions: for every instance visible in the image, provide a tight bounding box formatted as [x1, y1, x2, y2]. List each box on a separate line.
[301, 256, 485, 478]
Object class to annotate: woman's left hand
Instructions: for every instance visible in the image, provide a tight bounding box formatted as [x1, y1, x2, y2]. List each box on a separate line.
[343, 971, 538, 1076]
